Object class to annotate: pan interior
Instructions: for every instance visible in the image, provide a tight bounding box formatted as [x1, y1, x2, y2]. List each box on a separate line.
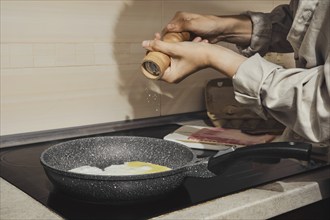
[41, 136, 195, 173]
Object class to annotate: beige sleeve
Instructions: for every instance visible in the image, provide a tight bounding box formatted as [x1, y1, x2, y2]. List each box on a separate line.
[233, 54, 330, 144]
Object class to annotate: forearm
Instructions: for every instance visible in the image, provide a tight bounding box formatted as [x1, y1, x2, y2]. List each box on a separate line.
[233, 54, 330, 143]
[207, 44, 247, 78]
[216, 15, 252, 47]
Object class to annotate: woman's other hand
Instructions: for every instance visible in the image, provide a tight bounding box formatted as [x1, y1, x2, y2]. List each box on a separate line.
[162, 11, 252, 46]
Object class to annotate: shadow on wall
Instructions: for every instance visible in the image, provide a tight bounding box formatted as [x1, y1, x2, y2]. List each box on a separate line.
[113, 0, 162, 121]
[112, 1, 232, 120]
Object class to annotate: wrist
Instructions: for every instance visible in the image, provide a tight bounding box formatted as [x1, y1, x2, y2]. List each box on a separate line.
[218, 15, 252, 46]
[208, 44, 247, 78]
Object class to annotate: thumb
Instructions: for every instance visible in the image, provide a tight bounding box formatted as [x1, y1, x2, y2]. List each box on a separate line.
[142, 40, 176, 56]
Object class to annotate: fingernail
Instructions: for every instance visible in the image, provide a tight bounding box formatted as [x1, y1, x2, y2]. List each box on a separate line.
[167, 24, 174, 29]
[142, 40, 149, 47]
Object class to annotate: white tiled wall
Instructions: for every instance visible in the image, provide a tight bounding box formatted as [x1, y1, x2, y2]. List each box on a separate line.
[0, 0, 288, 135]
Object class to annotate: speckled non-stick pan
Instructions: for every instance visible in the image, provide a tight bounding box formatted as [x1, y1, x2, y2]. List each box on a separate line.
[40, 136, 215, 203]
[40, 136, 311, 204]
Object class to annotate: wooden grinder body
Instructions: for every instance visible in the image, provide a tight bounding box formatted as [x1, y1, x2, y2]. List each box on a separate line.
[141, 32, 190, 80]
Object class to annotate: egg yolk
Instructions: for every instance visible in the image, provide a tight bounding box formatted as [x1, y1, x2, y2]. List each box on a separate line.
[126, 161, 171, 174]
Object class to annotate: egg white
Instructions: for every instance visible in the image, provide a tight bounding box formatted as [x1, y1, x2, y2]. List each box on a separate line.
[69, 161, 171, 176]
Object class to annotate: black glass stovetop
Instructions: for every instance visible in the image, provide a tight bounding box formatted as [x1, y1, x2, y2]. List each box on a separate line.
[0, 124, 328, 220]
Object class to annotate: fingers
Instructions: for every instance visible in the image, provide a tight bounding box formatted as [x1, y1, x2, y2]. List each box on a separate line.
[154, 32, 161, 40]
[192, 36, 202, 42]
[192, 37, 209, 43]
[142, 40, 155, 51]
[161, 24, 177, 37]
[142, 39, 174, 56]
[161, 11, 197, 36]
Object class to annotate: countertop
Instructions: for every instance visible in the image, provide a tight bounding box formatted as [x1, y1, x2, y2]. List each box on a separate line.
[1, 119, 329, 219]
[1, 166, 329, 220]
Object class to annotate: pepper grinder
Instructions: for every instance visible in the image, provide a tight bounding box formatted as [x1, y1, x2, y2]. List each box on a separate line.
[141, 32, 190, 80]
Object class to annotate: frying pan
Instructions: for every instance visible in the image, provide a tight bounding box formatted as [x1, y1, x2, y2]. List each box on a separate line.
[40, 136, 311, 203]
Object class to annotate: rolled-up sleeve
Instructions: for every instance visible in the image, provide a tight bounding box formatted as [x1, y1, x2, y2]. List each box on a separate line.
[232, 54, 281, 117]
[233, 54, 330, 144]
[239, 4, 294, 57]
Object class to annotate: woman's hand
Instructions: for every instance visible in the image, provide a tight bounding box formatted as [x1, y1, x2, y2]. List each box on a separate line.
[162, 11, 252, 46]
[142, 38, 212, 83]
[141, 11, 251, 83]
[162, 11, 226, 44]
[142, 38, 247, 83]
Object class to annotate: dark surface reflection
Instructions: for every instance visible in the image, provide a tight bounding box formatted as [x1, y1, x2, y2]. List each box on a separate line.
[47, 185, 191, 220]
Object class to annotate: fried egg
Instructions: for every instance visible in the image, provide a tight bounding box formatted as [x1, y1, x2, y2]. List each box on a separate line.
[69, 161, 171, 176]
[69, 165, 104, 175]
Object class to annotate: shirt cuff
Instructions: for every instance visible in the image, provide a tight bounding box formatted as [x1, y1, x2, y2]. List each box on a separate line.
[232, 53, 281, 118]
[238, 11, 272, 57]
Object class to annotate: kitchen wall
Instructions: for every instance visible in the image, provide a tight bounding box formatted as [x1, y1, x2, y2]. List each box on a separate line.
[0, 0, 289, 135]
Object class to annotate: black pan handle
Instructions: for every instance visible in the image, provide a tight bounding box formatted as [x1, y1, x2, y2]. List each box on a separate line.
[207, 142, 312, 175]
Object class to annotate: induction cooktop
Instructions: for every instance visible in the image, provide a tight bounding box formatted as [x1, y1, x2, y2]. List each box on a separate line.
[1, 124, 329, 219]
